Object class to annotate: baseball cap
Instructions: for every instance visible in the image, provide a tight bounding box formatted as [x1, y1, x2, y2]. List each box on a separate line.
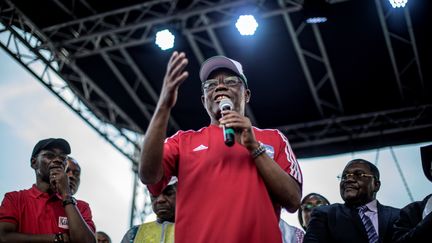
[421, 144, 432, 182]
[199, 56, 248, 88]
[31, 138, 71, 160]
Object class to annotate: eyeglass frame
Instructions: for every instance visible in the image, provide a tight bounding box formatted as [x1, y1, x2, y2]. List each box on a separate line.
[202, 76, 245, 92]
[337, 171, 377, 182]
[301, 202, 327, 211]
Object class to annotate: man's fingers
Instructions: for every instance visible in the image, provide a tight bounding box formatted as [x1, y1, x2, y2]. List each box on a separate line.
[170, 58, 188, 79]
[168, 52, 186, 76]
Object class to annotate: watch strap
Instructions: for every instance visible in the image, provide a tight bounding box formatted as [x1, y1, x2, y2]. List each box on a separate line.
[62, 196, 76, 207]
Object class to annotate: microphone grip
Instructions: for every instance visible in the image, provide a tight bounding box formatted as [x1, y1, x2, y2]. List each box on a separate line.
[224, 126, 235, 147]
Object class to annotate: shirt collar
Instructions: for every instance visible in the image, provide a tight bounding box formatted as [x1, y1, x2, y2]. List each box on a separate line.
[364, 199, 378, 212]
[29, 184, 62, 200]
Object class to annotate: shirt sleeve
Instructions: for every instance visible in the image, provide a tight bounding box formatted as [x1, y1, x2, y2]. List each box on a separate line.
[76, 200, 96, 233]
[147, 131, 181, 196]
[273, 130, 303, 185]
[0, 192, 18, 225]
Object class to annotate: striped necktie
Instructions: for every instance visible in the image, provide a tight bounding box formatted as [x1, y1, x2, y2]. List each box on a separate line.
[358, 205, 379, 243]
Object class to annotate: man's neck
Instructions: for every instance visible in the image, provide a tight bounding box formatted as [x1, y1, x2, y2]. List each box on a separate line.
[35, 177, 52, 193]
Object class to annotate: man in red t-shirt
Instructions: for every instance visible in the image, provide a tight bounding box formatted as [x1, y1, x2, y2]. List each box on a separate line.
[139, 52, 302, 243]
[0, 138, 96, 243]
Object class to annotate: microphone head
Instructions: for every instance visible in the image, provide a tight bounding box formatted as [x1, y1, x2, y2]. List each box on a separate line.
[219, 98, 233, 111]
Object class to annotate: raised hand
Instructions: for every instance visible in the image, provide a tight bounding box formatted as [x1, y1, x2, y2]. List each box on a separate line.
[158, 51, 189, 110]
[49, 165, 71, 198]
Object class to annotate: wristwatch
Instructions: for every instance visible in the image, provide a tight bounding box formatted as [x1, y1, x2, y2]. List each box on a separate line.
[251, 143, 267, 159]
[54, 233, 64, 243]
[62, 196, 77, 207]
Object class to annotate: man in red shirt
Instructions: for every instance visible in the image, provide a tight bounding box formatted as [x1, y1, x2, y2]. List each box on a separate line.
[139, 52, 302, 242]
[0, 138, 96, 243]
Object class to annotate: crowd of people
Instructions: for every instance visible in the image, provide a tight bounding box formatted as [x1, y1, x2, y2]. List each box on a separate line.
[0, 52, 431, 243]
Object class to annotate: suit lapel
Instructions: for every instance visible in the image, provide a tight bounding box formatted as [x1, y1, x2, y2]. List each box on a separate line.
[377, 202, 387, 243]
[342, 204, 368, 241]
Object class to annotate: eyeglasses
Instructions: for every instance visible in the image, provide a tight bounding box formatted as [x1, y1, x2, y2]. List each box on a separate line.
[301, 203, 326, 211]
[39, 151, 68, 162]
[337, 172, 376, 181]
[202, 76, 243, 92]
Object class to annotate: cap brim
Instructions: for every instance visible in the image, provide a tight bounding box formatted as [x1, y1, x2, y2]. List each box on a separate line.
[199, 56, 243, 82]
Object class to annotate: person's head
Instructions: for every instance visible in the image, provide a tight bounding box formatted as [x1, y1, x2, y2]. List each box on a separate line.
[339, 159, 381, 206]
[65, 156, 81, 195]
[150, 177, 177, 223]
[96, 231, 111, 243]
[421, 144, 432, 182]
[199, 56, 251, 124]
[30, 138, 71, 183]
[298, 193, 330, 230]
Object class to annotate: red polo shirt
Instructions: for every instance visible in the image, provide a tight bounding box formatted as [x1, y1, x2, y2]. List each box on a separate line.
[148, 125, 303, 243]
[0, 184, 95, 234]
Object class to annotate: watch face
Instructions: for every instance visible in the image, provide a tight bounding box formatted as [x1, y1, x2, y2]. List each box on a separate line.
[63, 196, 77, 206]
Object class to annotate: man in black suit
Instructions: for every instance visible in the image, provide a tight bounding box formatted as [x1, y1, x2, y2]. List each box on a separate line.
[304, 159, 399, 243]
[392, 144, 432, 242]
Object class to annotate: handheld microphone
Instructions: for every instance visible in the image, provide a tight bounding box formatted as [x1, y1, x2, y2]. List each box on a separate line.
[219, 98, 235, 147]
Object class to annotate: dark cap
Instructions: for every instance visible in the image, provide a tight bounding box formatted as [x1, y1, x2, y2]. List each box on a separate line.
[421, 144, 432, 182]
[31, 138, 71, 160]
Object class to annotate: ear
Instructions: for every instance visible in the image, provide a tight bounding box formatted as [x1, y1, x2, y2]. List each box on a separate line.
[201, 94, 206, 108]
[30, 157, 37, 170]
[373, 179, 381, 193]
[245, 89, 251, 103]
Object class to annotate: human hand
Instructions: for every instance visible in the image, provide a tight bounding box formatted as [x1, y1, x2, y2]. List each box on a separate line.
[49, 165, 71, 198]
[219, 110, 259, 150]
[158, 51, 189, 110]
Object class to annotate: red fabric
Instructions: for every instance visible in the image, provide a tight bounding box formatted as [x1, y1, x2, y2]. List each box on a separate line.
[0, 184, 96, 234]
[148, 125, 302, 243]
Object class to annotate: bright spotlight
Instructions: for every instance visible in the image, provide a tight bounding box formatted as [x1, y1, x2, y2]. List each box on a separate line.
[235, 15, 258, 36]
[306, 17, 328, 24]
[155, 29, 175, 50]
[389, 0, 408, 8]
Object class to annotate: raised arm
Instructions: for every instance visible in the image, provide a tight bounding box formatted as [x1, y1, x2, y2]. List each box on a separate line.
[139, 51, 189, 184]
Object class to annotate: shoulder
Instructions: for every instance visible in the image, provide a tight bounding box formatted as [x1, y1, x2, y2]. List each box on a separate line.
[399, 194, 431, 213]
[378, 202, 400, 213]
[76, 199, 90, 208]
[164, 127, 209, 141]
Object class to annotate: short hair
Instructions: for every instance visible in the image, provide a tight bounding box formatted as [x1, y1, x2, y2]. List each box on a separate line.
[345, 158, 380, 180]
[297, 193, 330, 230]
[96, 231, 111, 243]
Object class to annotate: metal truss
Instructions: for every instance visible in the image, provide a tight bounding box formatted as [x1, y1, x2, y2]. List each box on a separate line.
[280, 0, 344, 117]
[374, 0, 424, 101]
[276, 104, 432, 149]
[0, 0, 143, 164]
[130, 168, 154, 227]
[39, 0, 303, 59]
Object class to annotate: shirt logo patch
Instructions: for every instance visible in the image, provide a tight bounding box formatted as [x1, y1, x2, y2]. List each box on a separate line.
[262, 143, 275, 159]
[58, 216, 69, 229]
[193, 144, 208, 152]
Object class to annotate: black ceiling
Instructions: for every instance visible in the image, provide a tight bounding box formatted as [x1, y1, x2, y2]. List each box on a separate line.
[5, 0, 432, 158]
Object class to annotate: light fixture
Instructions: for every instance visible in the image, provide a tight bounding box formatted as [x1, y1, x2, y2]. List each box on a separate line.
[235, 15, 259, 36]
[389, 0, 408, 8]
[155, 29, 175, 51]
[304, 0, 329, 24]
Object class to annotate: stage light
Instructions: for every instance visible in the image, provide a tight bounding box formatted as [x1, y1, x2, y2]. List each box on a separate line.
[235, 15, 258, 36]
[389, 0, 408, 8]
[304, 0, 329, 24]
[155, 29, 175, 50]
[306, 17, 328, 24]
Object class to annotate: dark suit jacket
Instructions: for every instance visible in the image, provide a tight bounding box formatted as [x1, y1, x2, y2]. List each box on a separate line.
[304, 201, 400, 243]
[393, 194, 432, 243]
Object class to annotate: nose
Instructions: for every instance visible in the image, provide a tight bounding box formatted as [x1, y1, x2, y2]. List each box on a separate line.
[155, 194, 168, 204]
